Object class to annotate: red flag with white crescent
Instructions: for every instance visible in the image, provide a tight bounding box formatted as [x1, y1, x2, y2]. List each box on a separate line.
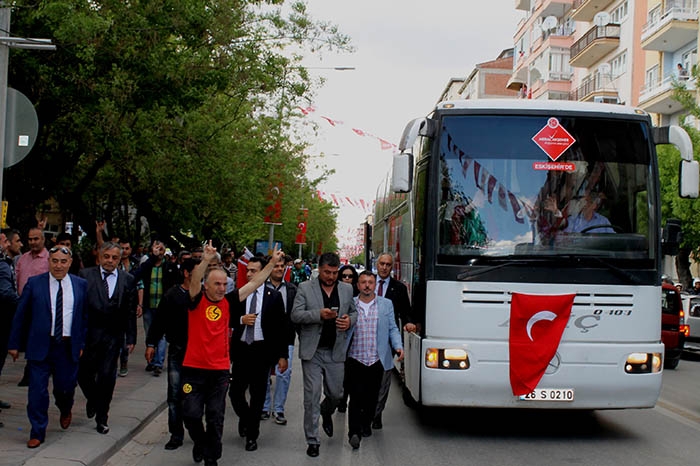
[509, 293, 575, 396]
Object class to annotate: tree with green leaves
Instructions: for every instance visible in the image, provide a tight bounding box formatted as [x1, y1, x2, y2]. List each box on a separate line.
[5, 0, 350, 255]
[663, 73, 700, 288]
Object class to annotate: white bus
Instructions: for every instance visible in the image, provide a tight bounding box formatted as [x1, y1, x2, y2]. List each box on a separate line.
[375, 99, 698, 409]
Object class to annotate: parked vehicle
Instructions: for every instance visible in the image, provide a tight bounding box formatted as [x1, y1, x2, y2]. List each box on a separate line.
[681, 292, 700, 353]
[662, 283, 688, 369]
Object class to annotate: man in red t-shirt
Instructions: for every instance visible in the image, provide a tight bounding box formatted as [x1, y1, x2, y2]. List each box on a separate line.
[181, 241, 283, 466]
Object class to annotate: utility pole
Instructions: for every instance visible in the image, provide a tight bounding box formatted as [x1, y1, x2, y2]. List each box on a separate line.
[0, 5, 55, 213]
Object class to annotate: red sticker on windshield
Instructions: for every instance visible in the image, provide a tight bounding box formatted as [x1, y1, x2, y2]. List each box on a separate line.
[532, 118, 576, 161]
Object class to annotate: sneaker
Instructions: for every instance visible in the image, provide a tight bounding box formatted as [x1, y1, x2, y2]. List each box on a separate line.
[118, 363, 128, 377]
[152, 367, 162, 377]
[260, 411, 270, 420]
[273, 412, 287, 425]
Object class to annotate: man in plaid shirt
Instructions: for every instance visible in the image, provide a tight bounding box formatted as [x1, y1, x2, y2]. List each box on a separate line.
[344, 270, 403, 450]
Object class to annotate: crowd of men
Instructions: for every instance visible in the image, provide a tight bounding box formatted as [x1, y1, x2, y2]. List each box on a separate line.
[0, 222, 417, 465]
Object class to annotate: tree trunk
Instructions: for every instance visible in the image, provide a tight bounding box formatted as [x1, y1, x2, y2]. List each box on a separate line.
[676, 247, 694, 291]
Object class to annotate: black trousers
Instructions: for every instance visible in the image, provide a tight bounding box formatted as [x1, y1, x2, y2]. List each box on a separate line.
[167, 343, 186, 441]
[78, 333, 121, 425]
[229, 341, 273, 441]
[182, 367, 230, 462]
[346, 357, 384, 438]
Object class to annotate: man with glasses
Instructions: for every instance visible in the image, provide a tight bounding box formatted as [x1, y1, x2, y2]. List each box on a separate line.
[78, 242, 138, 434]
[7, 246, 88, 448]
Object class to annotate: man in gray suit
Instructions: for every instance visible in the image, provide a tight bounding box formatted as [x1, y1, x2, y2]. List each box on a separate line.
[291, 252, 357, 458]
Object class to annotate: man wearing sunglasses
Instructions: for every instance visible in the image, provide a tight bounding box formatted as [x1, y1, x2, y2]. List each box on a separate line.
[7, 246, 88, 448]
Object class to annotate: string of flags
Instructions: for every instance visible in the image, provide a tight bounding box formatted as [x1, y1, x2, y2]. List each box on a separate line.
[315, 190, 375, 213]
[297, 105, 399, 153]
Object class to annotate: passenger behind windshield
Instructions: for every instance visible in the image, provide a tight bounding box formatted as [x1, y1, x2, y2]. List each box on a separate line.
[547, 191, 614, 233]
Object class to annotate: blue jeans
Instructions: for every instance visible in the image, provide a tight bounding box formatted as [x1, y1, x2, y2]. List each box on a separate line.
[263, 345, 294, 414]
[143, 307, 166, 368]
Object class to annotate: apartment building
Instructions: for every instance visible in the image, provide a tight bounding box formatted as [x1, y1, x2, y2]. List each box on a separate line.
[511, 1, 647, 106]
[638, 0, 699, 126]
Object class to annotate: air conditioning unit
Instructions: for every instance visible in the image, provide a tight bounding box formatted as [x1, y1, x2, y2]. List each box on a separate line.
[593, 96, 619, 104]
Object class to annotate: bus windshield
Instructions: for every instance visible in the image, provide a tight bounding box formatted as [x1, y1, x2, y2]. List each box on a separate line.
[437, 114, 655, 262]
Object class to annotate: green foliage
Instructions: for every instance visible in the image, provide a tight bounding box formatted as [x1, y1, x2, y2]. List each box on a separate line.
[6, 0, 351, 253]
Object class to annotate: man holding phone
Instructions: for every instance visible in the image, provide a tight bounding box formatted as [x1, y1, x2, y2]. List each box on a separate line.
[291, 252, 357, 458]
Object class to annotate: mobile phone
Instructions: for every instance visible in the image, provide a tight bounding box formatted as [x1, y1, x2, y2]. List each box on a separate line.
[331, 306, 339, 316]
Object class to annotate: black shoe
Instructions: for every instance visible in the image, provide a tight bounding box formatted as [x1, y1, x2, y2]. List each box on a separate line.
[152, 367, 162, 377]
[260, 411, 270, 420]
[337, 401, 347, 413]
[361, 425, 372, 438]
[145, 363, 154, 372]
[86, 402, 96, 419]
[371, 415, 383, 430]
[0, 400, 11, 409]
[164, 437, 183, 450]
[321, 412, 333, 437]
[349, 434, 361, 450]
[192, 444, 204, 463]
[306, 444, 320, 457]
[237, 420, 247, 438]
[96, 423, 109, 434]
[204, 460, 218, 466]
[17, 376, 29, 387]
[245, 439, 258, 451]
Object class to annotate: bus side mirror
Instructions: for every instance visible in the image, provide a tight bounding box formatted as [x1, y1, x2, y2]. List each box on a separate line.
[392, 152, 414, 193]
[679, 159, 699, 198]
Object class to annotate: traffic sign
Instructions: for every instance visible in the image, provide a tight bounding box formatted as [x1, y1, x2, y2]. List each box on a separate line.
[531, 117, 576, 161]
[4, 87, 38, 167]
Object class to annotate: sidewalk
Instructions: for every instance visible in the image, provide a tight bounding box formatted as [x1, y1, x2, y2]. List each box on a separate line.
[0, 327, 166, 466]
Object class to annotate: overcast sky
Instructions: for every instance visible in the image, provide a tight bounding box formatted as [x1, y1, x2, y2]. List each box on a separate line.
[296, 1, 523, 247]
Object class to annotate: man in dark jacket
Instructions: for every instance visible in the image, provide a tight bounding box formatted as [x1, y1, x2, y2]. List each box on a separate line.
[78, 242, 137, 434]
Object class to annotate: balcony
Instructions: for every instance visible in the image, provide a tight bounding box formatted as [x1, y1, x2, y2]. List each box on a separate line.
[639, 74, 695, 115]
[569, 74, 617, 101]
[641, 5, 699, 52]
[571, 0, 615, 22]
[569, 24, 620, 68]
[538, 0, 574, 18]
[516, 0, 531, 11]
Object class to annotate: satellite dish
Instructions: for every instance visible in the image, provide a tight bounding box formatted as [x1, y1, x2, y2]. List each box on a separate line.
[593, 11, 611, 27]
[541, 16, 558, 32]
[597, 63, 611, 76]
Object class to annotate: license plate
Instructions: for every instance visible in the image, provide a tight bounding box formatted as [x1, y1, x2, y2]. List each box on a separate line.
[519, 388, 574, 401]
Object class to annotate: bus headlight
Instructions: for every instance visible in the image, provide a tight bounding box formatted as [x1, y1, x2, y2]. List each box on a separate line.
[625, 352, 662, 373]
[425, 348, 470, 370]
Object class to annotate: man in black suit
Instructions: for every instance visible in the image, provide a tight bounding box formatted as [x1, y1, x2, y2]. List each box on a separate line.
[78, 242, 137, 434]
[372, 252, 416, 430]
[261, 254, 297, 425]
[228, 256, 289, 452]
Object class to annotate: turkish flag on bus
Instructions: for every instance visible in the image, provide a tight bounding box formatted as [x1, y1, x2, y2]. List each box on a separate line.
[509, 292, 575, 396]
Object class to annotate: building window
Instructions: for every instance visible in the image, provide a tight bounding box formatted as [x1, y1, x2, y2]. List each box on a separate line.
[645, 65, 660, 88]
[611, 1, 629, 24]
[610, 51, 627, 79]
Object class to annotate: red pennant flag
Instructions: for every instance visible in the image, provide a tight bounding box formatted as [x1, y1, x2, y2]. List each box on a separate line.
[379, 138, 394, 150]
[352, 128, 366, 136]
[283, 265, 292, 283]
[236, 248, 254, 289]
[509, 293, 575, 396]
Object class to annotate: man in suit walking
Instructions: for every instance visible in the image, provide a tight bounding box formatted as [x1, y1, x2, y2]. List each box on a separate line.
[261, 254, 297, 425]
[372, 252, 416, 430]
[7, 246, 88, 448]
[77, 241, 137, 434]
[291, 252, 357, 458]
[345, 270, 403, 449]
[229, 256, 289, 452]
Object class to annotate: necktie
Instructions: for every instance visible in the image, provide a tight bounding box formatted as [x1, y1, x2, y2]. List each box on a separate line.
[55, 279, 63, 341]
[103, 271, 111, 297]
[378, 279, 385, 297]
[245, 291, 258, 344]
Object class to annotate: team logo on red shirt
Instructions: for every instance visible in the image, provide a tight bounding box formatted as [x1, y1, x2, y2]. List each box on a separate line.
[206, 305, 222, 321]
